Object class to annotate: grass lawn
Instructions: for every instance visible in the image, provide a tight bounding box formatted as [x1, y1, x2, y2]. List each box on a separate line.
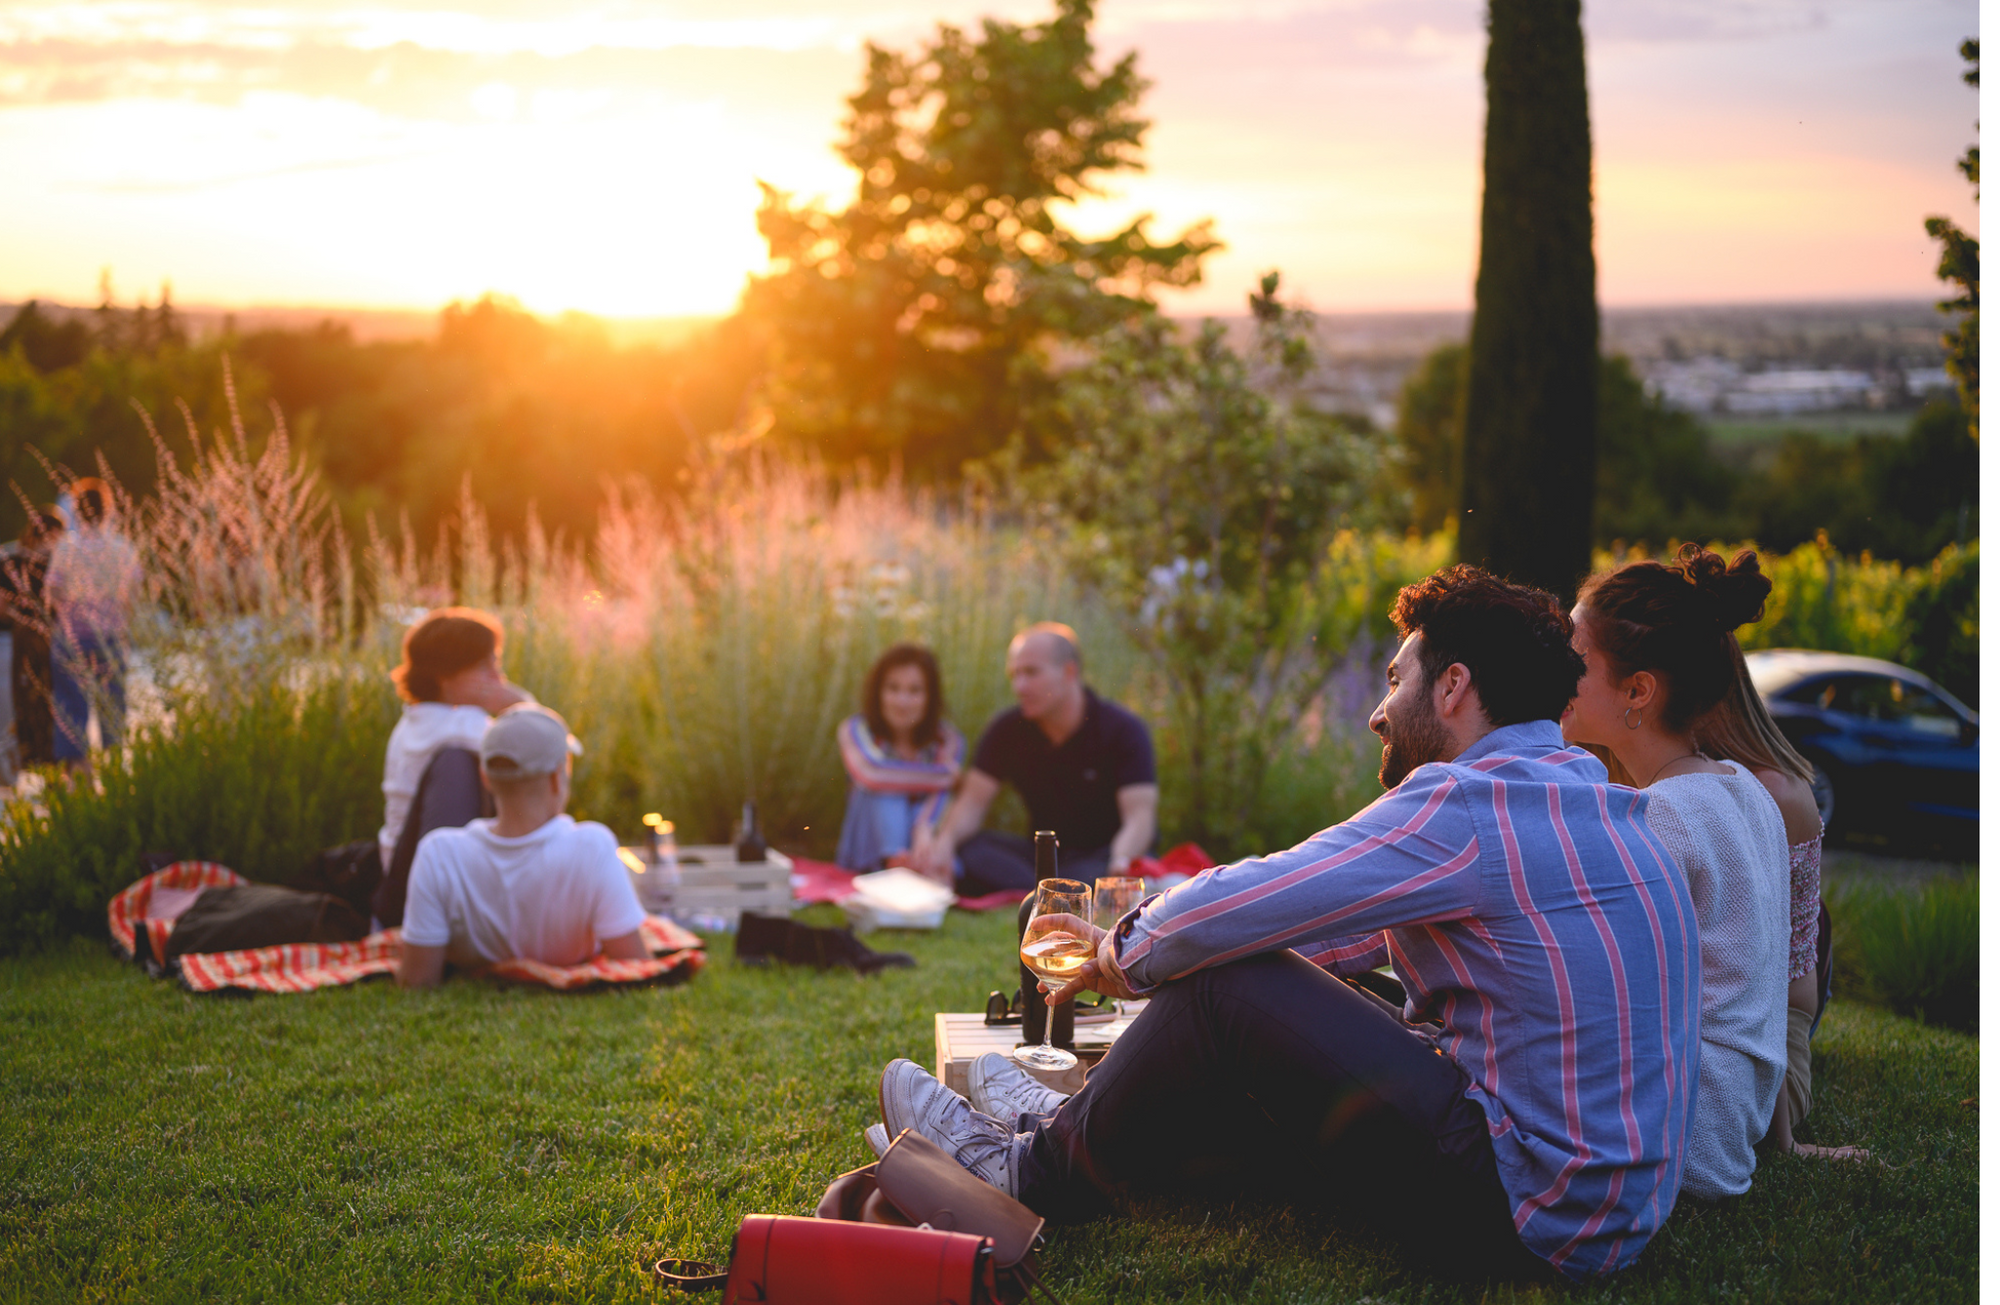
[0, 904, 1977, 1304]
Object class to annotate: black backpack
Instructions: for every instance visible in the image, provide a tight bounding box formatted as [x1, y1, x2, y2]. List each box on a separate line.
[163, 882, 371, 957]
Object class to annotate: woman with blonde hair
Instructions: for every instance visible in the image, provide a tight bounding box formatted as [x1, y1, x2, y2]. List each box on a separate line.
[1695, 644, 1865, 1160]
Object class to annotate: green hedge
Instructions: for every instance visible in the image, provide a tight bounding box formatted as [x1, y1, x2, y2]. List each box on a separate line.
[1828, 874, 1980, 1034]
[0, 674, 395, 955]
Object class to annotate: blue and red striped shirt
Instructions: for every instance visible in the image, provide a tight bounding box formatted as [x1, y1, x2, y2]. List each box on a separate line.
[1114, 721, 1700, 1280]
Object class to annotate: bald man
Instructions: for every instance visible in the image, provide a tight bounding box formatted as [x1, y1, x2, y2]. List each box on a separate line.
[911, 623, 1158, 894]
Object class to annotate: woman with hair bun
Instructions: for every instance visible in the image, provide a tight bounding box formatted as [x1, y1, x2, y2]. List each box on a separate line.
[1562, 544, 1791, 1201]
[1695, 645, 1866, 1161]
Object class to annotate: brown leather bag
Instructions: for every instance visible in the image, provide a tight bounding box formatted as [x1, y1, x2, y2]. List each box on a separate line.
[814, 1129, 1055, 1303]
[654, 1132, 1061, 1304]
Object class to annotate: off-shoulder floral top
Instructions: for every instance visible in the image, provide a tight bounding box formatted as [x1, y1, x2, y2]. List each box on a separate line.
[1788, 834, 1823, 980]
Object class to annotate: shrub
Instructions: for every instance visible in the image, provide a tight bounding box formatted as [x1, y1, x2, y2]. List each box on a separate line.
[0, 675, 394, 954]
[1599, 536, 1980, 703]
[1827, 875, 1979, 1034]
[1903, 541, 1979, 706]
[1740, 535, 1922, 663]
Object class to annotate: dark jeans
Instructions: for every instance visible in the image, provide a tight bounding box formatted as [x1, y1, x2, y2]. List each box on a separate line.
[1014, 950, 1550, 1281]
[956, 831, 1110, 896]
[51, 631, 125, 762]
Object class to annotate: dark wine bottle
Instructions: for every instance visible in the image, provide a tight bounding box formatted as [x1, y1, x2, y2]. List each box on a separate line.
[1017, 830, 1074, 1051]
[735, 800, 768, 863]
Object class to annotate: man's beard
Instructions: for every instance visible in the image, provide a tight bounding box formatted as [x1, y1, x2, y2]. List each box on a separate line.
[1377, 693, 1455, 790]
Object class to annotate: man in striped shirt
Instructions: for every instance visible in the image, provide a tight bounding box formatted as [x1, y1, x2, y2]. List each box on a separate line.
[878, 566, 1701, 1281]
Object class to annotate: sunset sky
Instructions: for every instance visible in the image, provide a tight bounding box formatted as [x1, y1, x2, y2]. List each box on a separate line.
[0, 0, 1979, 319]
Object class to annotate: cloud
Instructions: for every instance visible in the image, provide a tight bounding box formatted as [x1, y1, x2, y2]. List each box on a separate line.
[0, 0, 1889, 116]
[0, 36, 858, 117]
[1585, 0, 1832, 44]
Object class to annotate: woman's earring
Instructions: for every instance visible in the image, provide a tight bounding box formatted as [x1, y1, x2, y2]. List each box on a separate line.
[1623, 706, 1643, 730]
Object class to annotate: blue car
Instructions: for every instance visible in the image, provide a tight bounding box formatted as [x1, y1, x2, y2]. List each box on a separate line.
[1747, 650, 1979, 855]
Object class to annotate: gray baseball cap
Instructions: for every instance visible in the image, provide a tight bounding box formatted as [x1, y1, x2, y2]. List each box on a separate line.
[480, 703, 583, 778]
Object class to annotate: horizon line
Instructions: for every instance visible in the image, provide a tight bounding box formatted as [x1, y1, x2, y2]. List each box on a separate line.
[0, 292, 1948, 325]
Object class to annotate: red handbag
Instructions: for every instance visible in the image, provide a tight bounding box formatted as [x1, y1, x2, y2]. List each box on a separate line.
[655, 1131, 1061, 1304]
[655, 1216, 1002, 1304]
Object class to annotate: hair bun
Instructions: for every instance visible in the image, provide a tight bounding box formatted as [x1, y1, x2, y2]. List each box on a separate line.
[1675, 544, 1769, 631]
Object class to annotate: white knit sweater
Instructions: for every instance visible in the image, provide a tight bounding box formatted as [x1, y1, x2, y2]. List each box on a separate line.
[1644, 761, 1790, 1200]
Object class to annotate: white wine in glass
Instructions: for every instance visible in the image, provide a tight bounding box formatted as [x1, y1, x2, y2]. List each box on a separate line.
[1015, 877, 1090, 1072]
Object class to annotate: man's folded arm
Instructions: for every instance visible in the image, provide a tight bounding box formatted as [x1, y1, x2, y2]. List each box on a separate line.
[1295, 932, 1393, 976]
[1115, 770, 1482, 993]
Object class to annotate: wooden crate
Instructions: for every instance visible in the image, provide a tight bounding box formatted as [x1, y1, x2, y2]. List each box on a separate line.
[620, 844, 795, 927]
[933, 1008, 1145, 1099]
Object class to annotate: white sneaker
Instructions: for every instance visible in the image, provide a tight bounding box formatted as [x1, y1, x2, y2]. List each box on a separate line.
[967, 1052, 1070, 1124]
[864, 1122, 890, 1158]
[878, 1058, 1024, 1196]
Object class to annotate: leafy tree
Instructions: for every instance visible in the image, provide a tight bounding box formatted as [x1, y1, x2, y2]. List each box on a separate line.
[1393, 343, 1741, 545]
[1459, 0, 1599, 598]
[744, 0, 1218, 476]
[1592, 356, 1742, 544]
[0, 302, 92, 374]
[0, 305, 265, 543]
[1024, 275, 1391, 853]
[1391, 341, 1465, 534]
[0, 292, 763, 552]
[1740, 401, 1978, 564]
[1924, 38, 1979, 439]
[235, 295, 762, 547]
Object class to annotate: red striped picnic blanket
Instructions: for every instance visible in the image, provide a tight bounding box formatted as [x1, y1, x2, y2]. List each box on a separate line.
[787, 843, 1218, 914]
[110, 863, 706, 994]
[106, 859, 244, 964]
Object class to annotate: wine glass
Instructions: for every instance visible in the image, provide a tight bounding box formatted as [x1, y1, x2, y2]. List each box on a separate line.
[1092, 876, 1144, 932]
[1015, 877, 1092, 1072]
[1092, 877, 1144, 1018]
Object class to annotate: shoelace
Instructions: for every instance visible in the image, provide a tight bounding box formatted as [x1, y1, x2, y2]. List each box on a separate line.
[991, 1078, 1064, 1118]
[947, 1105, 1016, 1174]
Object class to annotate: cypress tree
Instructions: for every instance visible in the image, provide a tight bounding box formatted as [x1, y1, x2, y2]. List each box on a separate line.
[1459, 0, 1599, 600]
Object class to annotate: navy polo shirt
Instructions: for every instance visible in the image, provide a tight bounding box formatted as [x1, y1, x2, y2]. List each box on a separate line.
[970, 687, 1156, 858]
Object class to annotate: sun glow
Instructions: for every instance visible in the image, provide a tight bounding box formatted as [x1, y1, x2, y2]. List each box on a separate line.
[0, 86, 853, 316]
[0, 0, 1978, 318]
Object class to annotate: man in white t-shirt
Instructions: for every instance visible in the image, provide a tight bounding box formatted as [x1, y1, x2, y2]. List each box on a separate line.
[397, 704, 649, 987]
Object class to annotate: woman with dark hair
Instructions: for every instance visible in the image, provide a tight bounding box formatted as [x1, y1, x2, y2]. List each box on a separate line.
[834, 643, 964, 872]
[374, 606, 534, 925]
[1695, 646, 1866, 1160]
[1562, 544, 1790, 1201]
